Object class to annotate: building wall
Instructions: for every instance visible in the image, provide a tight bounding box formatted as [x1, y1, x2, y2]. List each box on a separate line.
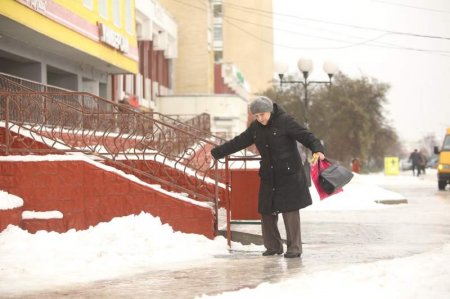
[120, 0, 178, 110]
[0, 0, 139, 96]
[158, 0, 214, 94]
[112, 40, 172, 109]
[0, 0, 138, 73]
[0, 159, 216, 238]
[222, 0, 274, 95]
[156, 0, 273, 96]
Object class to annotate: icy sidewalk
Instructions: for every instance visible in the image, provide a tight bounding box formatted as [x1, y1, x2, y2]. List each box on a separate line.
[3, 171, 450, 298]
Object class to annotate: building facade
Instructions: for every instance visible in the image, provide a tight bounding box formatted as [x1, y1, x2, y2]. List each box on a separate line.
[155, 0, 274, 137]
[158, 0, 215, 94]
[0, 0, 139, 97]
[158, 0, 274, 96]
[113, 0, 177, 110]
[215, 0, 274, 95]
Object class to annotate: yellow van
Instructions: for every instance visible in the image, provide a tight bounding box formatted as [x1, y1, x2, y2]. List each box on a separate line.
[435, 128, 450, 190]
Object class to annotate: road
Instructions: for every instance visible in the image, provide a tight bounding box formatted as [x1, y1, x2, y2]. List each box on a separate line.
[12, 171, 450, 299]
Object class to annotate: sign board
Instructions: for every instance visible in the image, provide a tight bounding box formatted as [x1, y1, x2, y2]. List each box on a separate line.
[98, 23, 129, 53]
[384, 157, 399, 175]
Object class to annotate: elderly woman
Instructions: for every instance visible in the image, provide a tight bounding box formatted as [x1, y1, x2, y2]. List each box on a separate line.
[211, 96, 325, 258]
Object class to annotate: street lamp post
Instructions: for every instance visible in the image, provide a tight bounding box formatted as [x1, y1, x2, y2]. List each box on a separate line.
[275, 59, 338, 128]
[275, 59, 338, 185]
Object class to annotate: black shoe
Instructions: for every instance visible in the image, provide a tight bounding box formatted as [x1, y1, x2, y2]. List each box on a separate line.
[284, 252, 301, 258]
[262, 250, 283, 256]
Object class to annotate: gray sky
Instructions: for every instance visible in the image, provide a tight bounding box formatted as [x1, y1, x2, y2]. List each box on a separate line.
[273, 0, 450, 147]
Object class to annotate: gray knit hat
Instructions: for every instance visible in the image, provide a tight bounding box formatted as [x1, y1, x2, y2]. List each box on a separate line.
[249, 96, 273, 114]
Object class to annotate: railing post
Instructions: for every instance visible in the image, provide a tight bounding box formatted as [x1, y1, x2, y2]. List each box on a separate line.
[97, 97, 100, 131]
[214, 161, 219, 234]
[81, 94, 85, 129]
[43, 94, 47, 125]
[225, 156, 231, 247]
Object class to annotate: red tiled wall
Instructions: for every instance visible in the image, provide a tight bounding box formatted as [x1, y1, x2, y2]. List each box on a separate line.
[0, 207, 22, 231]
[0, 128, 145, 155]
[0, 128, 60, 155]
[0, 160, 215, 238]
[105, 160, 227, 207]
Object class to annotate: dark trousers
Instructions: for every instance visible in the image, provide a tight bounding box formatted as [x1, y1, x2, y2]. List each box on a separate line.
[261, 210, 302, 254]
[412, 164, 419, 175]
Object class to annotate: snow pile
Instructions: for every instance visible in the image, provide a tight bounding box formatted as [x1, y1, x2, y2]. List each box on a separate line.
[0, 212, 230, 293]
[307, 173, 405, 211]
[22, 210, 64, 219]
[0, 190, 24, 210]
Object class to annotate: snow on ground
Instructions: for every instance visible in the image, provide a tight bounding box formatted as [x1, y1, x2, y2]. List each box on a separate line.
[0, 167, 448, 298]
[306, 172, 404, 211]
[0, 213, 231, 293]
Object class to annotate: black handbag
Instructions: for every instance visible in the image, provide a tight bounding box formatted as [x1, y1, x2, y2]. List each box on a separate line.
[318, 160, 354, 194]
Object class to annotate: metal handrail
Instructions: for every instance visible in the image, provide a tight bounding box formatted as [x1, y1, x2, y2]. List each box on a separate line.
[0, 91, 216, 188]
[0, 72, 222, 142]
[0, 72, 259, 172]
[0, 90, 224, 236]
[0, 72, 260, 238]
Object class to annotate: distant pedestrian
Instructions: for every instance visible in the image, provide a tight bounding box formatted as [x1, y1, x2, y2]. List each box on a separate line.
[408, 149, 420, 176]
[351, 158, 361, 173]
[417, 151, 427, 176]
[210, 96, 325, 259]
[118, 97, 131, 112]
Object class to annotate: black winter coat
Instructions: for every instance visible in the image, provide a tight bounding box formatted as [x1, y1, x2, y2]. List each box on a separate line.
[211, 104, 324, 214]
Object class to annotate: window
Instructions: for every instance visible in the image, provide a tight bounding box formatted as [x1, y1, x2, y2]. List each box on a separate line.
[99, 0, 108, 19]
[125, 0, 133, 34]
[113, 0, 121, 28]
[443, 136, 450, 151]
[136, 22, 142, 38]
[83, 0, 93, 10]
[214, 51, 223, 62]
[213, 4, 222, 17]
[213, 25, 222, 41]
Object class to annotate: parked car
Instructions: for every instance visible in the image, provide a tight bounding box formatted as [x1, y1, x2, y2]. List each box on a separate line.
[400, 158, 412, 171]
[427, 154, 439, 168]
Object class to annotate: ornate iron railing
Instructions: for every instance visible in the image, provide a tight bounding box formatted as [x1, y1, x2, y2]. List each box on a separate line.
[0, 72, 261, 237]
[0, 90, 221, 199]
[0, 72, 258, 177]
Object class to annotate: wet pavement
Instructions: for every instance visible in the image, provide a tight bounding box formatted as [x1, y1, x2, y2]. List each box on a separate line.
[8, 172, 450, 299]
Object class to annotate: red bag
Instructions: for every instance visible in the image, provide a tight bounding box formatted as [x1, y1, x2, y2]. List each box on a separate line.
[310, 159, 344, 200]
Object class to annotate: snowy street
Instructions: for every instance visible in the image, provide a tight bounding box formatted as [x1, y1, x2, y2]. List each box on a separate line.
[1, 170, 450, 298]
